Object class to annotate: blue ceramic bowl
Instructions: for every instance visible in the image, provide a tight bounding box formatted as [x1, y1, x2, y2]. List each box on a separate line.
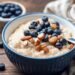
[2, 13, 75, 74]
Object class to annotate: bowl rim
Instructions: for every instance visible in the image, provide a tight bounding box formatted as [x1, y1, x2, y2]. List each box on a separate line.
[2, 13, 75, 60]
[0, 1, 26, 22]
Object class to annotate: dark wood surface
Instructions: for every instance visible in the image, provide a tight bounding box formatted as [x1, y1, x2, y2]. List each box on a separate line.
[1, 0, 75, 75]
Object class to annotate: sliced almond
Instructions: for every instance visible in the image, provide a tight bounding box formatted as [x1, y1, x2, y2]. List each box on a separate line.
[43, 47, 49, 53]
[48, 35, 52, 38]
[38, 33, 45, 40]
[34, 38, 41, 46]
[35, 45, 41, 51]
[57, 34, 63, 40]
[41, 43, 47, 49]
[29, 38, 35, 44]
[21, 36, 32, 41]
[51, 23, 57, 29]
[49, 36, 58, 45]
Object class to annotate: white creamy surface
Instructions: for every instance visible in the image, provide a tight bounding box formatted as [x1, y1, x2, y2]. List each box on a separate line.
[8, 20, 73, 58]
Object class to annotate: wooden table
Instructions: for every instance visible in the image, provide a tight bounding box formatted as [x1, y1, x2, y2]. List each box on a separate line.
[0, 0, 51, 75]
[1, 0, 75, 75]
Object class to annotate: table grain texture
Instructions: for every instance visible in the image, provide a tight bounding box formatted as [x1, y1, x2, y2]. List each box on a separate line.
[0, 0, 75, 75]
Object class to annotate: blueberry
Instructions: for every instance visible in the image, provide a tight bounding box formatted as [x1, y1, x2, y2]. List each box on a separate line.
[15, 10, 22, 16]
[54, 29, 61, 35]
[5, 3, 14, 8]
[9, 7, 15, 12]
[42, 34, 48, 42]
[52, 33, 58, 36]
[45, 22, 50, 27]
[6, 12, 12, 18]
[56, 22, 59, 26]
[0, 4, 5, 8]
[40, 22, 45, 28]
[47, 28, 53, 34]
[36, 26, 42, 32]
[55, 42, 62, 49]
[1, 12, 7, 18]
[31, 21, 37, 26]
[24, 30, 30, 36]
[0, 8, 3, 13]
[55, 22, 60, 29]
[15, 5, 21, 10]
[59, 38, 67, 45]
[29, 25, 36, 29]
[4, 6, 9, 12]
[10, 15, 16, 18]
[0, 63, 5, 71]
[42, 16, 48, 22]
[30, 31, 38, 37]
[41, 28, 47, 33]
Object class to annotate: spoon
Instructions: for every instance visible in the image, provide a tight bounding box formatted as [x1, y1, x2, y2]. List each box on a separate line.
[66, 37, 75, 44]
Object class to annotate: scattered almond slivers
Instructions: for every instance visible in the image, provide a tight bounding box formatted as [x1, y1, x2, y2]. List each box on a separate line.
[49, 36, 58, 45]
[35, 45, 41, 51]
[34, 38, 41, 46]
[38, 33, 45, 40]
[51, 23, 57, 29]
[21, 36, 32, 41]
[29, 38, 35, 44]
[48, 35, 52, 38]
[57, 34, 63, 40]
[41, 43, 47, 49]
[43, 47, 49, 53]
[41, 44, 49, 53]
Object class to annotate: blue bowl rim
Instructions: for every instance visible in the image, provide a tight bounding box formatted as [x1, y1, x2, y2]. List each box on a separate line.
[2, 12, 75, 60]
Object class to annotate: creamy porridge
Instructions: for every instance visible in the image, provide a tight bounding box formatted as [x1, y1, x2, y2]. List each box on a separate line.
[8, 16, 74, 58]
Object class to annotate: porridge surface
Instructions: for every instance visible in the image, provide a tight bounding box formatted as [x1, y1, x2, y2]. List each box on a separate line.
[8, 16, 74, 58]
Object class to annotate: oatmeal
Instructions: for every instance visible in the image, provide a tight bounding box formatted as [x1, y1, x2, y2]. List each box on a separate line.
[8, 16, 74, 58]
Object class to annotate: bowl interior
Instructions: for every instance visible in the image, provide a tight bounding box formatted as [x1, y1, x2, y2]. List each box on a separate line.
[2, 13, 75, 59]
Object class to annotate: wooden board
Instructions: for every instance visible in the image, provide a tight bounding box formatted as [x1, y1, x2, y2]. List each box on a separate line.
[1, 0, 75, 75]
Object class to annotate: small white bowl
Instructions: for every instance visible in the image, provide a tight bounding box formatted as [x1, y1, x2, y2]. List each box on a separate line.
[0, 1, 26, 22]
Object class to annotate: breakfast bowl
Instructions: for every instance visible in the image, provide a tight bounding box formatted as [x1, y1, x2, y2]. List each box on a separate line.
[2, 13, 75, 74]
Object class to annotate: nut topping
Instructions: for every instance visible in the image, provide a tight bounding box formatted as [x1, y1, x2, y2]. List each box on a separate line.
[49, 36, 58, 45]
[51, 23, 57, 29]
[34, 38, 41, 46]
[35, 45, 41, 51]
[41, 43, 47, 49]
[29, 38, 35, 44]
[43, 47, 49, 53]
[21, 36, 32, 41]
[38, 33, 45, 40]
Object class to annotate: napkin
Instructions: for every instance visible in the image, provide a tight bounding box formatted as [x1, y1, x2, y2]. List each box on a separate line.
[44, 0, 75, 24]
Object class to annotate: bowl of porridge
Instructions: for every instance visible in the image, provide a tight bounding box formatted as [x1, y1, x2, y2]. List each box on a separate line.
[2, 13, 75, 74]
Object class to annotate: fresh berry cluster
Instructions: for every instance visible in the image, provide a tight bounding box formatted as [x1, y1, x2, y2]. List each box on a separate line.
[0, 3, 22, 18]
[22, 16, 74, 52]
